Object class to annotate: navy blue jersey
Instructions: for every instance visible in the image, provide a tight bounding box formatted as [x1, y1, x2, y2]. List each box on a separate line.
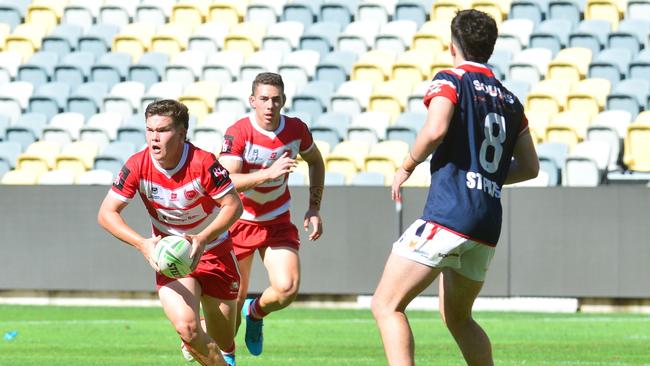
[421, 62, 528, 246]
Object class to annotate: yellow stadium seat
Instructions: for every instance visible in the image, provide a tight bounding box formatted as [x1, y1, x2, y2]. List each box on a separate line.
[26, 4, 59, 33]
[525, 79, 572, 116]
[37, 169, 76, 185]
[1, 169, 40, 185]
[18, 141, 61, 171]
[585, 0, 621, 28]
[412, 20, 451, 55]
[392, 50, 433, 87]
[179, 81, 222, 122]
[566, 78, 611, 120]
[526, 110, 551, 143]
[171, 1, 208, 26]
[364, 140, 409, 184]
[432, 0, 470, 24]
[545, 110, 591, 148]
[326, 140, 371, 182]
[208, 1, 246, 27]
[314, 140, 332, 159]
[351, 50, 396, 86]
[112, 23, 156, 62]
[624, 124, 650, 172]
[634, 111, 650, 125]
[368, 80, 414, 123]
[55, 140, 99, 175]
[223, 22, 266, 58]
[547, 47, 592, 82]
[471, 0, 504, 24]
[430, 52, 454, 78]
[4, 23, 48, 62]
[150, 22, 193, 57]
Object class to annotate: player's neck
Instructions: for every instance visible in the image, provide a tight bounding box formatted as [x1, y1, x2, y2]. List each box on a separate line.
[255, 116, 281, 131]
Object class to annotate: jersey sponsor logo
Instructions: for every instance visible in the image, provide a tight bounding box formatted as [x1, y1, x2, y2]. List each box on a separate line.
[184, 189, 198, 200]
[222, 135, 234, 153]
[472, 80, 515, 104]
[466, 171, 501, 198]
[113, 166, 131, 191]
[209, 161, 230, 187]
[427, 79, 456, 95]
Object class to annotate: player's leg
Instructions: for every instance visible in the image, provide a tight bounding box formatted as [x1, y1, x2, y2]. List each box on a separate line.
[235, 253, 255, 332]
[158, 277, 227, 366]
[258, 246, 300, 313]
[202, 296, 238, 365]
[439, 267, 493, 366]
[371, 253, 440, 366]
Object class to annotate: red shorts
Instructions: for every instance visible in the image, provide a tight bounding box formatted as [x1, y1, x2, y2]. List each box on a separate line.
[230, 216, 300, 260]
[156, 241, 241, 300]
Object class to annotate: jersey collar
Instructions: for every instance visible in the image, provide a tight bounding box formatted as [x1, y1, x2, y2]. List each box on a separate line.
[248, 112, 285, 138]
[151, 142, 189, 178]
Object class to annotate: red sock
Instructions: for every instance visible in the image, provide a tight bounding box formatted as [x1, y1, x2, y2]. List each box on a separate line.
[250, 297, 268, 320]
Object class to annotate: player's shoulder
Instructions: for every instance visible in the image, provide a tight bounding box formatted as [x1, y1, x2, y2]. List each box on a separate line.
[283, 114, 309, 128]
[225, 116, 253, 135]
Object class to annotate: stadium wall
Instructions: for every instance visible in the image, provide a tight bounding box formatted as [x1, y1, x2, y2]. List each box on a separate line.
[1, 186, 648, 299]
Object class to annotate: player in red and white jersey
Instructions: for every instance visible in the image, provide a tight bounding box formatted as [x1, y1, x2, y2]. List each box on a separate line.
[218, 73, 325, 357]
[98, 100, 243, 366]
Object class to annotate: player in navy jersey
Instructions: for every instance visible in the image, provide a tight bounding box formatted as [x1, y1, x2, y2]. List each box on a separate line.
[371, 10, 539, 366]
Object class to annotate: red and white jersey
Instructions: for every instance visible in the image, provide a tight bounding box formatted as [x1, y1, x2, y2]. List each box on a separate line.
[110, 143, 235, 254]
[219, 113, 315, 223]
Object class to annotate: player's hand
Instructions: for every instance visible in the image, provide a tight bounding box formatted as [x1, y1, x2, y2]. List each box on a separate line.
[265, 152, 297, 181]
[391, 167, 412, 202]
[303, 209, 323, 241]
[184, 233, 205, 270]
[142, 235, 161, 272]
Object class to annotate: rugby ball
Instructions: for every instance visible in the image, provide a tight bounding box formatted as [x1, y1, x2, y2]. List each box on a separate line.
[154, 235, 195, 279]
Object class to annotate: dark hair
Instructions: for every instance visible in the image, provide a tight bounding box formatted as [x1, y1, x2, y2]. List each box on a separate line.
[450, 9, 498, 64]
[251, 72, 284, 96]
[144, 99, 189, 130]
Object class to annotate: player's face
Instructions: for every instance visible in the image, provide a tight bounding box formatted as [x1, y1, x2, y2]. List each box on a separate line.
[146, 115, 186, 169]
[250, 84, 285, 127]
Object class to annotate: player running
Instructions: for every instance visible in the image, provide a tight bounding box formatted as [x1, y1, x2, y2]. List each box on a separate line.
[371, 10, 539, 366]
[98, 99, 242, 366]
[218, 72, 325, 356]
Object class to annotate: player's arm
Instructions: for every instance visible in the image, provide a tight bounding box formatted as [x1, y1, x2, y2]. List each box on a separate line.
[219, 153, 297, 192]
[393, 96, 453, 201]
[97, 194, 160, 271]
[504, 129, 539, 185]
[300, 145, 325, 241]
[185, 188, 243, 259]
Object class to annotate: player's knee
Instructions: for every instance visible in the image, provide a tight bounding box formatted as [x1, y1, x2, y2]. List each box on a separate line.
[370, 295, 389, 319]
[174, 319, 200, 344]
[273, 278, 299, 302]
[443, 310, 472, 333]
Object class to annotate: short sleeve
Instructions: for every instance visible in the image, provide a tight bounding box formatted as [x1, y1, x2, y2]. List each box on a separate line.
[423, 71, 460, 108]
[202, 154, 235, 199]
[219, 123, 246, 160]
[299, 121, 314, 153]
[110, 156, 139, 201]
[518, 113, 530, 135]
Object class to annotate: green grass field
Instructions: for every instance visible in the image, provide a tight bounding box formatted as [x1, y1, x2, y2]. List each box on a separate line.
[0, 304, 648, 365]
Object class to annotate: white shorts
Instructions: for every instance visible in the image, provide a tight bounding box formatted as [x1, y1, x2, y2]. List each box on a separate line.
[392, 219, 495, 282]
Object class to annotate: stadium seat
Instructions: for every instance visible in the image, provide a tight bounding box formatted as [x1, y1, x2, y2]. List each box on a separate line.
[0, 141, 22, 170]
[584, 0, 620, 29]
[0, 51, 23, 85]
[315, 50, 357, 90]
[215, 80, 250, 116]
[278, 49, 321, 90]
[5, 23, 48, 62]
[402, 161, 431, 187]
[0, 168, 40, 184]
[151, 23, 193, 58]
[547, 47, 592, 83]
[135, 1, 171, 27]
[528, 19, 573, 56]
[536, 141, 569, 185]
[509, 0, 546, 26]
[350, 171, 386, 186]
[77, 24, 120, 59]
[262, 21, 304, 56]
[323, 171, 346, 185]
[112, 22, 156, 63]
[330, 80, 373, 118]
[351, 50, 396, 86]
[16, 51, 58, 88]
[79, 112, 123, 151]
[53, 51, 96, 91]
[628, 49, 650, 83]
[374, 20, 418, 54]
[208, 1, 245, 27]
[320, 0, 357, 29]
[62, 0, 101, 31]
[292, 80, 334, 121]
[508, 47, 553, 84]
[623, 124, 650, 172]
[588, 47, 632, 86]
[626, 0, 650, 20]
[247, 0, 284, 26]
[310, 112, 352, 147]
[300, 21, 342, 58]
[18, 140, 61, 172]
[547, 0, 581, 28]
[287, 171, 307, 186]
[499, 19, 535, 52]
[282, 0, 320, 27]
[76, 168, 114, 185]
[103, 81, 146, 119]
[0, 0, 26, 31]
[392, 50, 433, 88]
[431, 0, 466, 24]
[568, 20, 611, 57]
[239, 49, 283, 83]
[587, 110, 632, 170]
[67, 82, 110, 121]
[337, 20, 381, 57]
[170, 1, 207, 27]
[606, 78, 650, 119]
[526, 79, 572, 117]
[180, 81, 222, 122]
[188, 22, 230, 57]
[28, 82, 70, 122]
[55, 140, 99, 176]
[564, 140, 610, 186]
[191, 125, 222, 154]
[608, 19, 650, 55]
[347, 111, 391, 144]
[5, 113, 46, 151]
[386, 111, 426, 147]
[128, 52, 169, 90]
[325, 139, 370, 183]
[37, 168, 77, 185]
[94, 140, 136, 175]
[90, 52, 131, 89]
[0, 81, 34, 123]
[42, 112, 85, 145]
[368, 80, 413, 123]
[202, 50, 246, 85]
[223, 22, 267, 58]
[364, 140, 409, 184]
[165, 50, 208, 88]
[566, 78, 611, 119]
[98, 0, 136, 28]
[545, 110, 591, 148]
[41, 24, 83, 58]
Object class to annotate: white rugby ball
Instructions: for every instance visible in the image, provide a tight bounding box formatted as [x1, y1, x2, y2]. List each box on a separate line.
[154, 235, 195, 279]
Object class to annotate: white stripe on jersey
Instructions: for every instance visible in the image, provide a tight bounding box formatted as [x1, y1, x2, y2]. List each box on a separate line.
[150, 212, 230, 251]
[140, 178, 206, 209]
[240, 200, 292, 222]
